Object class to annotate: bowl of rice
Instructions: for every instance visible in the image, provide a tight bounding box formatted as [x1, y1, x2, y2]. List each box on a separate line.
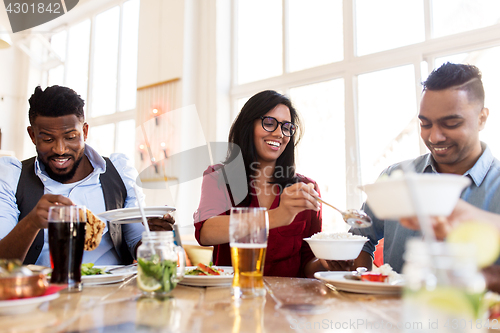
[304, 232, 368, 261]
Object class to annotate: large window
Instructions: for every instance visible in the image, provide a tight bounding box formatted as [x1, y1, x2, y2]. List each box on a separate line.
[355, 0, 425, 56]
[232, 0, 500, 228]
[288, 0, 343, 72]
[236, 0, 282, 84]
[46, 0, 140, 163]
[431, 0, 500, 38]
[357, 65, 420, 185]
[290, 80, 345, 230]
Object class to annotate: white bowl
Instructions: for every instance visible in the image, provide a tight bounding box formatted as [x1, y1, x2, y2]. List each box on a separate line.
[359, 173, 470, 220]
[304, 238, 368, 260]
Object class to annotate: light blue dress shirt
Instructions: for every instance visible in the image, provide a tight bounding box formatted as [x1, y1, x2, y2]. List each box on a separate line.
[354, 142, 500, 273]
[0, 144, 146, 266]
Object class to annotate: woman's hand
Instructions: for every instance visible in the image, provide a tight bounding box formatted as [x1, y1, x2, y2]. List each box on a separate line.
[272, 182, 320, 227]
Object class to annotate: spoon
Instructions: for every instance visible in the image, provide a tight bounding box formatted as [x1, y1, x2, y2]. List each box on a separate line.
[314, 196, 372, 228]
[344, 267, 367, 281]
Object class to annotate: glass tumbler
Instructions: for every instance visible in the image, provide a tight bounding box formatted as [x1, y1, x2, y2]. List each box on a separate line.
[229, 207, 269, 298]
[48, 205, 87, 292]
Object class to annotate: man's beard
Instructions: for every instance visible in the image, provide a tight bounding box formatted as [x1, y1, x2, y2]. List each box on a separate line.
[42, 154, 84, 183]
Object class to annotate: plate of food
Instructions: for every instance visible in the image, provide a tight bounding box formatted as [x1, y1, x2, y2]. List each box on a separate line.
[81, 263, 137, 286]
[314, 264, 404, 295]
[97, 206, 176, 224]
[0, 289, 60, 315]
[179, 264, 233, 287]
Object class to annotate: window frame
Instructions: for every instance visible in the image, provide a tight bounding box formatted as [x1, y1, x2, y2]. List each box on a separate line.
[230, 0, 500, 209]
[45, 0, 138, 161]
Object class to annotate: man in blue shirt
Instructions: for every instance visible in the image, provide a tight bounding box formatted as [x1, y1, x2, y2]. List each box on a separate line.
[0, 85, 174, 266]
[351, 62, 500, 273]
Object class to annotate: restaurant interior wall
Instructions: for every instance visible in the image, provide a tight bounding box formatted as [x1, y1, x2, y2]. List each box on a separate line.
[135, 0, 230, 235]
[0, 45, 29, 158]
[0, 6, 30, 159]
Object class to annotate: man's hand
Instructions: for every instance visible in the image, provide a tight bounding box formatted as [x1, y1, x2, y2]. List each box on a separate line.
[482, 265, 500, 293]
[25, 194, 74, 230]
[147, 214, 175, 231]
[316, 251, 373, 272]
[400, 215, 451, 240]
[319, 259, 354, 271]
[399, 199, 484, 240]
[0, 194, 73, 260]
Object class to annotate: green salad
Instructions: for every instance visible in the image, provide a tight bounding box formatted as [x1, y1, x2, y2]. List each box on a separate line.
[81, 263, 110, 276]
[185, 262, 224, 276]
[137, 255, 178, 293]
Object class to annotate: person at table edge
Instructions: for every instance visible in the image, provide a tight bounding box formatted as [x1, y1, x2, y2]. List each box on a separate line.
[0, 85, 174, 267]
[350, 62, 500, 273]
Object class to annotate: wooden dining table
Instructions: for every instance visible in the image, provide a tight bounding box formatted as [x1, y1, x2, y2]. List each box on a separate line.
[1, 274, 408, 333]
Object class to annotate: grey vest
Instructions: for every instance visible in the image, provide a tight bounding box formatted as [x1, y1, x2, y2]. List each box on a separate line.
[16, 157, 134, 265]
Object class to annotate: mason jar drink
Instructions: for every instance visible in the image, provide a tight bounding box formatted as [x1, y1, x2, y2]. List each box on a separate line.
[136, 231, 186, 297]
[402, 239, 486, 333]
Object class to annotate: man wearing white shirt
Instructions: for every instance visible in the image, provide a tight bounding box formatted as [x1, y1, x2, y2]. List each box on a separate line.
[0, 85, 174, 265]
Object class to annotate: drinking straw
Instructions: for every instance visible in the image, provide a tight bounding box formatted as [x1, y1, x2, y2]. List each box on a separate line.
[134, 183, 151, 234]
[401, 164, 450, 283]
[401, 164, 437, 242]
[404, 176, 437, 242]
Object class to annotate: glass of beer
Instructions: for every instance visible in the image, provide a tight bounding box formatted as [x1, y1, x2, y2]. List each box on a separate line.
[48, 205, 87, 292]
[229, 207, 269, 298]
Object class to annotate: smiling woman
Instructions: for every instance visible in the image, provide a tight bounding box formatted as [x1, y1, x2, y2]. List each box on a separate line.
[193, 90, 330, 279]
[253, 105, 293, 166]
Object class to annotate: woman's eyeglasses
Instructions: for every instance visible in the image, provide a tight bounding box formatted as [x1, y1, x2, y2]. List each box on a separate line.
[260, 116, 296, 137]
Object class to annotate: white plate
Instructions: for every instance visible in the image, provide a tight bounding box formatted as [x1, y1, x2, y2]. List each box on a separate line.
[97, 206, 176, 224]
[314, 271, 403, 295]
[179, 266, 234, 287]
[0, 292, 60, 315]
[82, 265, 137, 285]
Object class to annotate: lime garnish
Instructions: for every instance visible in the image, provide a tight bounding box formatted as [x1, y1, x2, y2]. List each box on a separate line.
[137, 268, 162, 292]
[447, 220, 500, 268]
[415, 287, 476, 318]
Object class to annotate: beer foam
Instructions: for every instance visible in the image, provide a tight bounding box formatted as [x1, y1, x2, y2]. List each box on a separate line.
[310, 232, 368, 241]
[230, 243, 267, 248]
